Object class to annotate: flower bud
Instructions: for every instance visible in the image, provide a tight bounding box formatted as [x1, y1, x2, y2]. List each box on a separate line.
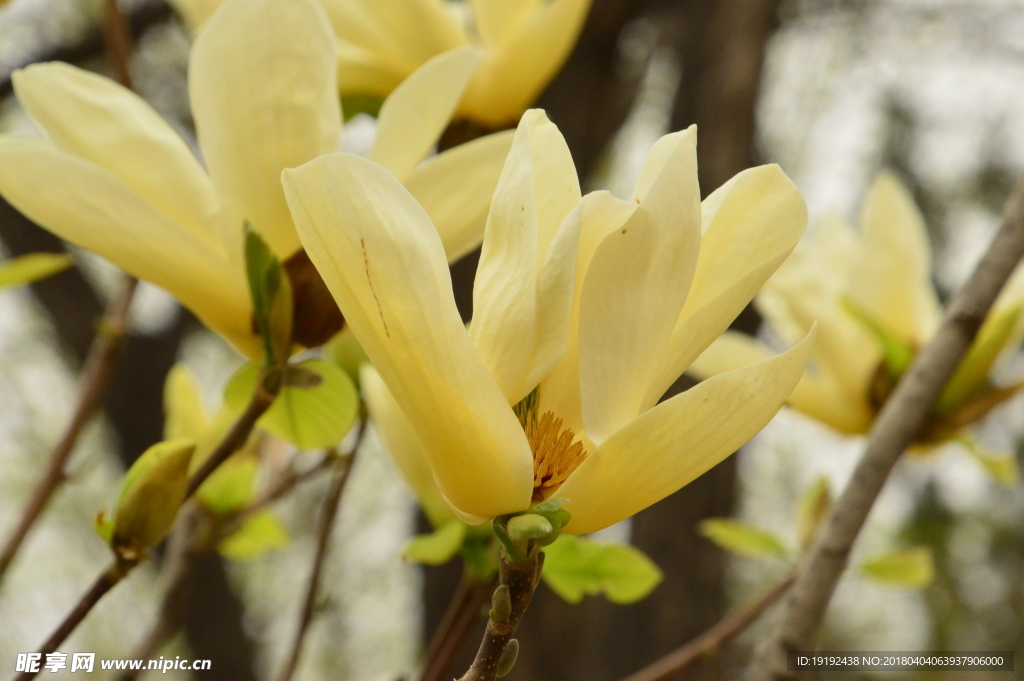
[496, 639, 519, 678]
[506, 513, 553, 543]
[489, 584, 512, 623]
[112, 439, 195, 555]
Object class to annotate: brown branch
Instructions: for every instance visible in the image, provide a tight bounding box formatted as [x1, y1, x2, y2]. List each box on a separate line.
[0, 276, 137, 587]
[102, 0, 134, 89]
[275, 423, 365, 681]
[14, 556, 140, 681]
[418, 574, 498, 681]
[744, 181, 1024, 681]
[622, 573, 796, 681]
[457, 551, 544, 681]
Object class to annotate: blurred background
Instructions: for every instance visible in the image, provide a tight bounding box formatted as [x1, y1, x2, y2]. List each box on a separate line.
[1, 0, 1023, 679]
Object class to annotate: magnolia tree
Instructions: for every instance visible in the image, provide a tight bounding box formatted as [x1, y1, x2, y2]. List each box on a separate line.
[1, 1, 1023, 680]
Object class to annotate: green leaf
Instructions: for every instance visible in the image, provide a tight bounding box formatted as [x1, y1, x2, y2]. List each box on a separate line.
[244, 224, 292, 365]
[957, 437, 1020, 486]
[797, 477, 832, 553]
[197, 454, 259, 516]
[936, 305, 1023, 416]
[541, 535, 663, 605]
[860, 546, 934, 588]
[841, 297, 915, 378]
[698, 518, 790, 560]
[404, 520, 467, 565]
[225, 359, 358, 450]
[218, 510, 289, 560]
[0, 252, 73, 289]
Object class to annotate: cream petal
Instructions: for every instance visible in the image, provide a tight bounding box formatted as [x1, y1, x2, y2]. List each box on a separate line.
[847, 172, 942, 344]
[324, 0, 466, 84]
[368, 46, 481, 183]
[336, 41, 406, 99]
[578, 128, 701, 445]
[559, 328, 815, 534]
[283, 153, 534, 517]
[361, 365, 455, 527]
[13, 63, 222, 253]
[470, 117, 539, 401]
[0, 138, 255, 355]
[523, 109, 581, 262]
[688, 331, 872, 435]
[645, 165, 807, 404]
[189, 0, 341, 260]
[168, 0, 223, 32]
[469, 0, 543, 47]
[539, 191, 637, 435]
[459, 0, 592, 126]
[404, 129, 515, 263]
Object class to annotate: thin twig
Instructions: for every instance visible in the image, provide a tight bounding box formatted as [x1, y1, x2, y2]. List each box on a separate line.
[276, 422, 365, 681]
[745, 181, 1024, 681]
[457, 551, 544, 681]
[102, 0, 134, 89]
[623, 573, 796, 681]
[418, 575, 496, 681]
[0, 277, 137, 587]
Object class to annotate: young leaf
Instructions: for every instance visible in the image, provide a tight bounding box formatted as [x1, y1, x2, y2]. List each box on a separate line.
[0, 252, 72, 290]
[244, 224, 292, 365]
[197, 454, 260, 516]
[218, 510, 289, 560]
[957, 437, 1020, 486]
[860, 546, 934, 588]
[797, 476, 832, 553]
[698, 518, 790, 560]
[404, 520, 467, 565]
[112, 439, 196, 552]
[935, 305, 1023, 416]
[541, 535, 663, 605]
[225, 359, 358, 450]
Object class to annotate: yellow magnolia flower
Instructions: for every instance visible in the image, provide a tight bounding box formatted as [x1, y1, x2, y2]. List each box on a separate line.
[691, 173, 1024, 442]
[0, 0, 513, 357]
[283, 110, 813, 534]
[171, 0, 591, 127]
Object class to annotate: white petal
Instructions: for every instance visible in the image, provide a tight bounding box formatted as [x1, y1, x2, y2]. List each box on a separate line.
[190, 0, 341, 259]
[283, 153, 534, 517]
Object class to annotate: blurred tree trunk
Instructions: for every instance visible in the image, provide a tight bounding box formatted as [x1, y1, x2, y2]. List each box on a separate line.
[433, 1, 780, 680]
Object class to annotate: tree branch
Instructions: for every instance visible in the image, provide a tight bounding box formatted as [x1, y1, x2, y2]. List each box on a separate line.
[744, 181, 1024, 681]
[622, 573, 795, 681]
[418, 573, 498, 681]
[275, 423, 365, 681]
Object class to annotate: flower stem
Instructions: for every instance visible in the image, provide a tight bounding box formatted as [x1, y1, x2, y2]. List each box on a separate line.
[457, 550, 544, 681]
[0, 276, 137, 588]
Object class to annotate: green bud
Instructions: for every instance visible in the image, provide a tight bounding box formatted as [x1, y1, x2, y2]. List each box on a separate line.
[244, 223, 292, 366]
[506, 514, 553, 543]
[489, 584, 512, 623]
[112, 439, 195, 555]
[496, 639, 519, 678]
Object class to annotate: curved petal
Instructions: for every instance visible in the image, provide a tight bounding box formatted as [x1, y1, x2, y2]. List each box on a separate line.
[524, 109, 581, 261]
[469, 0, 543, 48]
[361, 365, 455, 527]
[190, 0, 341, 259]
[460, 0, 592, 126]
[0, 137, 255, 355]
[13, 63, 222, 253]
[560, 328, 815, 534]
[283, 153, 534, 517]
[404, 129, 515, 263]
[645, 164, 807, 404]
[368, 46, 481, 183]
[325, 0, 466, 87]
[578, 127, 701, 445]
[848, 172, 942, 344]
[688, 331, 873, 435]
[470, 116, 540, 401]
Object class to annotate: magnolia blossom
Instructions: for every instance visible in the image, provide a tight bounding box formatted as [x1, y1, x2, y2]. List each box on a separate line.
[692, 173, 1024, 441]
[171, 0, 591, 127]
[0, 0, 512, 357]
[283, 111, 813, 534]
